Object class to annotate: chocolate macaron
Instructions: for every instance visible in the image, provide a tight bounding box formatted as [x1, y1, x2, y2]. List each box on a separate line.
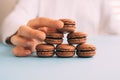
[58, 19, 76, 33]
[76, 43, 96, 57]
[67, 32, 87, 45]
[56, 44, 75, 57]
[36, 44, 55, 57]
[45, 32, 64, 45]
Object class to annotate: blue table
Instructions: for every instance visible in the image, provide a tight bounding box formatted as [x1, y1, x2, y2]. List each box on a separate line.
[0, 36, 120, 80]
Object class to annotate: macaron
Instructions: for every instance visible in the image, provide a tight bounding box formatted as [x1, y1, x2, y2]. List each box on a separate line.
[67, 32, 87, 45]
[58, 19, 76, 33]
[76, 43, 96, 57]
[45, 32, 64, 45]
[56, 44, 75, 57]
[36, 44, 55, 57]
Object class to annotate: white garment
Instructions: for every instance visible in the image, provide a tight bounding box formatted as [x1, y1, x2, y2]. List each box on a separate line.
[1, 0, 120, 44]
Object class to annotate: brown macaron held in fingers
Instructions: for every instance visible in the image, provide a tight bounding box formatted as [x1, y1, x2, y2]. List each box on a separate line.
[76, 43, 96, 58]
[67, 32, 87, 45]
[36, 44, 55, 57]
[45, 32, 64, 45]
[56, 44, 75, 58]
[58, 19, 76, 33]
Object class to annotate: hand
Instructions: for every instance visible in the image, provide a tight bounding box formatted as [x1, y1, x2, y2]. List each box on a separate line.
[10, 17, 64, 57]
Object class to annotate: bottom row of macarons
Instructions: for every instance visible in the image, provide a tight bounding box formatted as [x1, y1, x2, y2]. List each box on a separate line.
[36, 43, 96, 58]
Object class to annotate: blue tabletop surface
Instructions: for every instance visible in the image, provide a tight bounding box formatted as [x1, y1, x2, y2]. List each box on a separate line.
[0, 36, 120, 80]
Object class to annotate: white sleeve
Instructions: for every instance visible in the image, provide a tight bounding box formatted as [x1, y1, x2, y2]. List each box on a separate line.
[99, 0, 120, 35]
[1, 0, 39, 44]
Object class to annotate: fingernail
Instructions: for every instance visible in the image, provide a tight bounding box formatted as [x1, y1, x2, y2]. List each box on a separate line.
[38, 32, 46, 41]
[57, 21, 64, 29]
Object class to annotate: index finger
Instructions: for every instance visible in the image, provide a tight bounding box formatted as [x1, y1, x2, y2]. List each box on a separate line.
[17, 25, 46, 41]
[27, 17, 64, 29]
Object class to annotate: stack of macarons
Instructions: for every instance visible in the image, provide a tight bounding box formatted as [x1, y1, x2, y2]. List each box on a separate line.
[36, 18, 96, 58]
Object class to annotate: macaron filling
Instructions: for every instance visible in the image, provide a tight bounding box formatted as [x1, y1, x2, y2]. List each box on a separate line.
[56, 50, 75, 52]
[46, 37, 63, 39]
[37, 50, 54, 52]
[64, 25, 76, 28]
[68, 36, 86, 39]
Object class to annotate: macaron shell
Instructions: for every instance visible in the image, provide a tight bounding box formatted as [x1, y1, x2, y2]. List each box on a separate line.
[59, 18, 75, 25]
[68, 38, 86, 44]
[76, 51, 96, 57]
[76, 43, 96, 51]
[67, 32, 87, 39]
[37, 52, 54, 57]
[36, 44, 54, 51]
[56, 52, 75, 57]
[56, 44, 75, 51]
[45, 39, 63, 44]
[46, 33, 64, 38]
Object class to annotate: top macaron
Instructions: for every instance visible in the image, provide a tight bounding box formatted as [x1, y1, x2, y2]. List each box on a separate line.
[57, 19, 76, 33]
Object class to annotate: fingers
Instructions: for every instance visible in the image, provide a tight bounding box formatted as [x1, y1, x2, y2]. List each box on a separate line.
[38, 27, 48, 33]
[38, 27, 58, 33]
[11, 25, 45, 57]
[46, 27, 58, 33]
[17, 25, 46, 41]
[11, 35, 34, 47]
[12, 46, 31, 57]
[27, 17, 64, 29]
[12, 39, 43, 57]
